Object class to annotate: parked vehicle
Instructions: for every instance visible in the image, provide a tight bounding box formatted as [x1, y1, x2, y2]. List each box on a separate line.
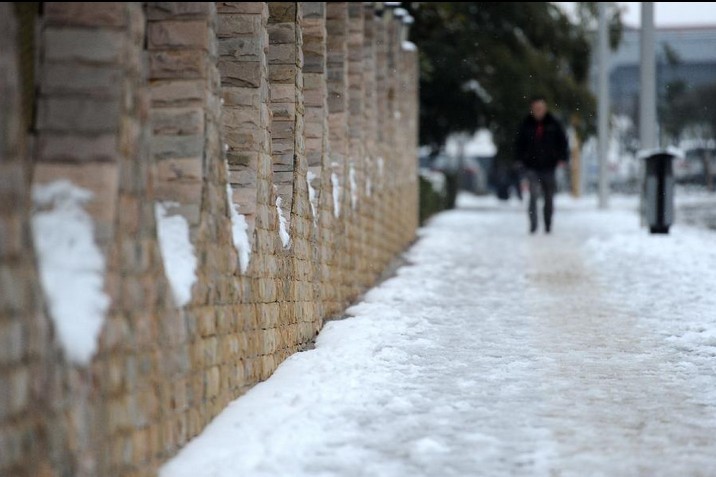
[674, 146, 716, 185]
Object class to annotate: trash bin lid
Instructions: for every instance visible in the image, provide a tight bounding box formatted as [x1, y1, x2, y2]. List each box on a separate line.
[636, 146, 684, 161]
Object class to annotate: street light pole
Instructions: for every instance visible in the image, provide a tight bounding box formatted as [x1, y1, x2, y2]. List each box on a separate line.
[640, 3, 657, 150]
[597, 2, 610, 209]
[639, 2, 657, 224]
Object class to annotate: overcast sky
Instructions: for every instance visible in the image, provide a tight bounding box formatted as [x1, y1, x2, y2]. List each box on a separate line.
[621, 2, 716, 27]
[557, 2, 716, 28]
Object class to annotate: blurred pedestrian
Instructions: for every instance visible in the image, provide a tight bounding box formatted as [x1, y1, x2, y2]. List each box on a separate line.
[514, 96, 568, 234]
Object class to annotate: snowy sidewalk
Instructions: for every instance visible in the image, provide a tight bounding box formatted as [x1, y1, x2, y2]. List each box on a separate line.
[162, 193, 716, 477]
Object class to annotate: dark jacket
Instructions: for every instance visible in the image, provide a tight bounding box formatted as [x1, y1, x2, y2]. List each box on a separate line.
[515, 112, 569, 172]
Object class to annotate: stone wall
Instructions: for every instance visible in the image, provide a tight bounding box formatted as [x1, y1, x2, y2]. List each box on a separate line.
[0, 3, 419, 476]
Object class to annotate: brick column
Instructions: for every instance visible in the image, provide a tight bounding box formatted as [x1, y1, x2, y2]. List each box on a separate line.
[325, 2, 350, 309]
[386, 12, 402, 248]
[301, 2, 327, 212]
[147, 0, 240, 462]
[326, 2, 348, 203]
[362, 6, 380, 286]
[217, 3, 270, 240]
[268, 2, 305, 226]
[401, 30, 420, 243]
[0, 5, 56, 476]
[373, 13, 391, 270]
[31, 4, 176, 476]
[345, 3, 365, 299]
[147, 2, 215, 228]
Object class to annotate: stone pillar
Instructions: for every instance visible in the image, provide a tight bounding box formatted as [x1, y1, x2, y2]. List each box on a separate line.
[217, 2, 270, 240]
[147, 2, 215, 228]
[325, 2, 349, 309]
[34, 3, 133, 247]
[345, 3, 365, 298]
[32, 3, 174, 476]
[268, 2, 305, 224]
[373, 12, 391, 270]
[362, 7, 378, 184]
[347, 3, 365, 196]
[361, 6, 379, 285]
[0, 5, 55, 476]
[386, 12, 402, 247]
[301, 2, 327, 210]
[147, 0, 237, 462]
[325, 2, 348, 199]
[401, 31, 420, 243]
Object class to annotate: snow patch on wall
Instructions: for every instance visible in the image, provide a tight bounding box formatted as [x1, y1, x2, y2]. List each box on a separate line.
[226, 184, 251, 273]
[349, 164, 358, 210]
[402, 41, 417, 52]
[276, 197, 291, 248]
[155, 201, 197, 307]
[331, 172, 342, 218]
[31, 180, 110, 366]
[306, 171, 319, 221]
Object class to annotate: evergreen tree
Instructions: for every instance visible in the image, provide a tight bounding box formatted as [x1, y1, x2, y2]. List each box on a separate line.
[409, 2, 621, 165]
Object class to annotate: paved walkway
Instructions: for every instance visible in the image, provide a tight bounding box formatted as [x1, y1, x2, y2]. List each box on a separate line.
[163, 193, 716, 477]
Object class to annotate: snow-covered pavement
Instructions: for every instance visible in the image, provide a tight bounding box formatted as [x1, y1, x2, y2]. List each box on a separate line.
[162, 193, 716, 477]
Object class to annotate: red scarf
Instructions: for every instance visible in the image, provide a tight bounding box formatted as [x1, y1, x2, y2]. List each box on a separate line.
[535, 122, 544, 140]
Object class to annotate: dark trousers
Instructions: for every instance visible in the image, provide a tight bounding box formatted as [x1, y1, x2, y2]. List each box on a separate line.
[526, 170, 556, 232]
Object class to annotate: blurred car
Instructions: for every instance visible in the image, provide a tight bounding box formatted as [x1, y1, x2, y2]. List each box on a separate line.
[674, 147, 716, 184]
[459, 156, 491, 195]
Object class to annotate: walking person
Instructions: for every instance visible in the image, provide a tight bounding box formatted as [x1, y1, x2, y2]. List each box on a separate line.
[514, 96, 569, 234]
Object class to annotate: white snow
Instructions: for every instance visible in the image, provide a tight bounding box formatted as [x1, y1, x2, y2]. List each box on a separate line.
[31, 180, 110, 366]
[349, 163, 358, 210]
[445, 128, 497, 158]
[636, 146, 685, 160]
[402, 40, 417, 51]
[155, 202, 197, 307]
[331, 172, 341, 218]
[306, 171, 318, 221]
[161, 192, 716, 476]
[276, 197, 290, 248]
[226, 184, 251, 274]
[419, 169, 446, 194]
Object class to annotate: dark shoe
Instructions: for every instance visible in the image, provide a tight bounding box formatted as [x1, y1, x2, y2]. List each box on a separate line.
[545, 225, 551, 234]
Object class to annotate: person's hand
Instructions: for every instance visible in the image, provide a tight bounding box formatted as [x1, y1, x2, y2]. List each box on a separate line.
[557, 161, 567, 168]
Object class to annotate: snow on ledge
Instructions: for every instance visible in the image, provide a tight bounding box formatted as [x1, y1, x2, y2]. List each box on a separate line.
[31, 180, 110, 366]
[155, 202, 197, 307]
[636, 146, 685, 161]
[331, 172, 342, 218]
[276, 197, 291, 248]
[226, 184, 251, 274]
[306, 171, 319, 221]
[402, 41, 417, 52]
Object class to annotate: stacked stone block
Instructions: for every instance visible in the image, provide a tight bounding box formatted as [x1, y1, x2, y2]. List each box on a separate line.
[0, 2, 420, 475]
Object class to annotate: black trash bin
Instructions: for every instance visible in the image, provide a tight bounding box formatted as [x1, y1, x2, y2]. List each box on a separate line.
[642, 151, 675, 234]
